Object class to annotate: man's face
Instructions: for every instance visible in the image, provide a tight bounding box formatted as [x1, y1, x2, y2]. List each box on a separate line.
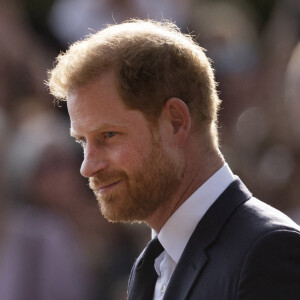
[67, 73, 183, 223]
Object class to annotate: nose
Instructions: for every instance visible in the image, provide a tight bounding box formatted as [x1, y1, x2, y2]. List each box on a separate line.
[80, 144, 108, 178]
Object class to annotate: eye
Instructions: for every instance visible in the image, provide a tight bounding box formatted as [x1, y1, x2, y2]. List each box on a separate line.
[104, 131, 117, 138]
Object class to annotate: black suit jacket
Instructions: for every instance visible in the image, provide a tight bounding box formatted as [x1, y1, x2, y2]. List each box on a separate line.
[129, 179, 300, 300]
[163, 179, 300, 299]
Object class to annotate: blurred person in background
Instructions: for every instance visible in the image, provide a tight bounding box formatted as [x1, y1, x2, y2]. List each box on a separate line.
[285, 42, 300, 152]
[190, 0, 300, 220]
[47, 0, 191, 47]
[249, 0, 300, 213]
[284, 41, 300, 224]
[190, 1, 262, 136]
[0, 1, 53, 119]
[47, 19, 300, 300]
[0, 3, 93, 298]
[0, 107, 94, 300]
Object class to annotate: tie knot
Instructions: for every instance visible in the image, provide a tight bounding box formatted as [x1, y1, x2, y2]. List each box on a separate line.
[143, 237, 164, 262]
[128, 237, 164, 300]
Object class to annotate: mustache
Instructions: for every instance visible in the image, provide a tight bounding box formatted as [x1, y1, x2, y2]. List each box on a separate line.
[89, 170, 128, 190]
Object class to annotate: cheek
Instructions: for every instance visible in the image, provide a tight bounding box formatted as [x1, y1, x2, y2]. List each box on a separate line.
[110, 142, 151, 170]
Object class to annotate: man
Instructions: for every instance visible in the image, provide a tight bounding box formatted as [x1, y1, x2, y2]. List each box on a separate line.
[47, 19, 300, 299]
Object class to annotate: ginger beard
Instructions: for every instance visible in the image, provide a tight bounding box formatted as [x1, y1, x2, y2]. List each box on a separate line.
[89, 134, 184, 223]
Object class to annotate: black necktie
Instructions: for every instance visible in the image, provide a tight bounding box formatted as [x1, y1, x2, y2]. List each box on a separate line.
[128, 237, 164, 300]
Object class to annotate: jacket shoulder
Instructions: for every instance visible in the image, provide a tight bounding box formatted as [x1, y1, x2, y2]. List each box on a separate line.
[230, 198, 300, 299]
[238, 197, 300, 234]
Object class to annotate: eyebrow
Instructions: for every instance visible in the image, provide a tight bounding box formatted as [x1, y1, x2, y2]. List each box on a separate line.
[70, 123, 127, 138]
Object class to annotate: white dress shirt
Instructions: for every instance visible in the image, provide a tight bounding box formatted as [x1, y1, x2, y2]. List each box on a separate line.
[152, 164, 235, 300]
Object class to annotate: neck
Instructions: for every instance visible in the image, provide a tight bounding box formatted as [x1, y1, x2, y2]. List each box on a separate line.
[145, 146, 224, 233]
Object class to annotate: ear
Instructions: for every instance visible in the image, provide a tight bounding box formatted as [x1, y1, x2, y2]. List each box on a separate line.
[160, 97, 191, 144]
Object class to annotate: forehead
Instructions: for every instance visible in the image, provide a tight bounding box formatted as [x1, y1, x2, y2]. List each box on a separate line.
[67, 73, 150, 136]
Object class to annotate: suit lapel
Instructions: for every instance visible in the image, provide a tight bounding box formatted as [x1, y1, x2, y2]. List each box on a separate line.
[163, 179, 252, 300]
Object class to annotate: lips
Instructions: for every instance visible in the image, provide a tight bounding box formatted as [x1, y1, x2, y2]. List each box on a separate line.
[89, 172, 127, 195]
[97, 180, 122, 193]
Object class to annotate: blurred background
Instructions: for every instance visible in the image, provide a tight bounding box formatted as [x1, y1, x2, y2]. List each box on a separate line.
[0, 0, 299, 299]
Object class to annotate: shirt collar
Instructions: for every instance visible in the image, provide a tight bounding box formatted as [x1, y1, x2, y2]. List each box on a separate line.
[152, 164, 235, 263]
